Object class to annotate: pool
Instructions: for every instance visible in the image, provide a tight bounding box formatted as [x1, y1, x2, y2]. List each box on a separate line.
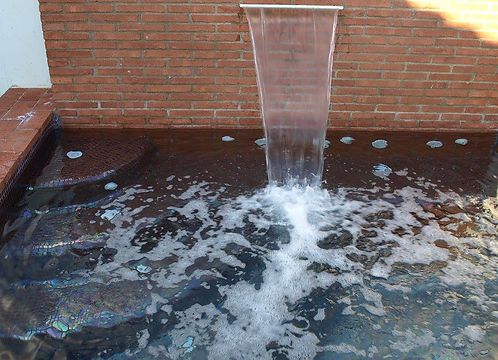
[0, 129, 497, 359]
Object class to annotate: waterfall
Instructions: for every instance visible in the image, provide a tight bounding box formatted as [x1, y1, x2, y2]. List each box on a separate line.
[242, 4, 342, 186]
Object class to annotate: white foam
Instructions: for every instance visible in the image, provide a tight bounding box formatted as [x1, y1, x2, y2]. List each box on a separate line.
[463, 325, 486, 342]
[390, 329, 435, 352]
[86, 178, 497, 359]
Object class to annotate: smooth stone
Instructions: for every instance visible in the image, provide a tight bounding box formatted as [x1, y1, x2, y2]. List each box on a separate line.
[101, 209, 119, 221]
[66, 151, 83, 159]
[182, 336, 194, 348]
[46, 328, 63, 339]
[365, 210, 394, 222]
[372, 140, 388, 149]
[266, 225, 291, 244]
[340, 136, 355, 145]
[136, 264, 152, 274]
[182, 336, 195, 353]
[307, 262, 341, 274]
[222, 136, 235, 142]
[251, 225, 291, 250]
[324, 140, 331, 149]
[255, 138, 266, 147]
[372, 164, 392, 178]
[317, 231, 353, 249]
[426, 140, 443, 149]
[52, 320, 69, 333]
[105, 182, 118, 191]
[455, 138, 468, 146]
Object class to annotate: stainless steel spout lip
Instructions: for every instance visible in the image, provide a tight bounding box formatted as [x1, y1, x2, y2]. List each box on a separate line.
[240, 4, 344, 10]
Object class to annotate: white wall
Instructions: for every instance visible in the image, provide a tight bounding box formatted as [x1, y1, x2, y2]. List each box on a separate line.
[0, 0, 51, 96]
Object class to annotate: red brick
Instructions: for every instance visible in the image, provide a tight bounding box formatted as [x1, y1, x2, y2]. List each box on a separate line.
[37, 0, 498, 131]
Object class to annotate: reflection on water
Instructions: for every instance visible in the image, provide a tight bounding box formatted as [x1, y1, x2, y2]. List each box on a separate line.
[0, 130, 497, 359]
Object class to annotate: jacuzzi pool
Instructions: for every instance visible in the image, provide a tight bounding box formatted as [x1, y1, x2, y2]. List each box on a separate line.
[0, 129, 496, 359]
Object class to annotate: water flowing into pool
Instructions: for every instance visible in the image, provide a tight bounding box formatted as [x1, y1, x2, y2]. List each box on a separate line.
[0, 130, 497, 358]
[243, 4, 342, 186]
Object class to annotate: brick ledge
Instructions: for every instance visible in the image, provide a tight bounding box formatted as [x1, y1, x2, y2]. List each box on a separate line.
[0, 88, 56, 206]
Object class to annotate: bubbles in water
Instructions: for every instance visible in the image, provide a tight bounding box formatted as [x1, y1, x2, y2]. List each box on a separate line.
[4, 175, 497, 358]
[105, 180, 484, 359]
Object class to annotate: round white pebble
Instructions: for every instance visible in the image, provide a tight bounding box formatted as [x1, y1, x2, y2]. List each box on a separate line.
[426, 140, 443, 149]
[66, 151, 83, 159]
[373, 164, 392, 178]
[255, 138, 266, 147]
[136, 264, 152, 274]
[340, 136, 355, 145]
[105, 182, 118, 191]
[372, 140, 388, 149]
[222, 136, 235, 142]
[455, 138, 468, 146]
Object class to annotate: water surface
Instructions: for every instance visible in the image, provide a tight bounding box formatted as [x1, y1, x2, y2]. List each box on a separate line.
[0, 129, 496, 359]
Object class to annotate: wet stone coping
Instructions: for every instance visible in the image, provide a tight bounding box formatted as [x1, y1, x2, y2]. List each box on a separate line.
[0, 88, 55, 206]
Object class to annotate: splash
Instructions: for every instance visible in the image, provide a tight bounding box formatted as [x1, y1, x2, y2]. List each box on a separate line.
[95, 178, 494, 358]
[1, 174, 497, 358]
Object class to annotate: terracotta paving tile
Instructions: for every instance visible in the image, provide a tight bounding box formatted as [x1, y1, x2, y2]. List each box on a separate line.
[0, 151, 18, 162]
[3, 100, 39, 120]
[0, 95, 19, 112]
[37, 96, 55, 110]
[0, 120, 19, 134]
[0, 88, 25, 103]
[0, 167, 9, 189]
[0, 87, 54, 201]
[0, 152, 19, 174]
[5, 88, 26, 97]
[20, 88, 48, 101]
[1, 129, 40, 153]
[0, 159, 16, 176]
[16, 109, 53, 130]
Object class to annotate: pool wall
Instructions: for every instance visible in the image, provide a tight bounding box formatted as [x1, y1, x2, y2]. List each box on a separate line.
[37, 0, 498, 131]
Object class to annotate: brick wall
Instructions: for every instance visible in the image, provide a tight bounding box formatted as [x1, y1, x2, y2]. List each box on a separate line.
[39, 0, 498, 130]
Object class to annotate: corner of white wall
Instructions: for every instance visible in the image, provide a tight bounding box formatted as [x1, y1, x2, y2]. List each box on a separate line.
[0, 0, 52, 97]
